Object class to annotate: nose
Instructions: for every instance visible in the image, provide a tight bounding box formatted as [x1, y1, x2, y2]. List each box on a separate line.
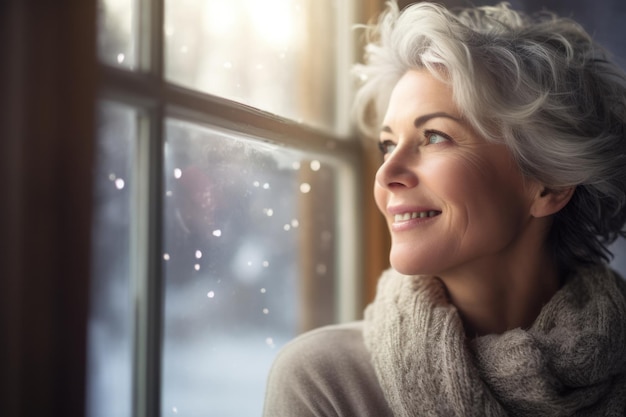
[375, 145, 419, 190]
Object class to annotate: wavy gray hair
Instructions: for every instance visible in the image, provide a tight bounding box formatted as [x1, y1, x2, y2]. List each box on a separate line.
[354, 1, 626, 267]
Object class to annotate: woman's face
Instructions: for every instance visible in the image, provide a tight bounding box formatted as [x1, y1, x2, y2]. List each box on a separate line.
[374, 70, 540, 276]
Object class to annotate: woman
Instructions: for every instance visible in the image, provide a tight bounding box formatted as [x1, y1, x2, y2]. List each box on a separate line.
[263, 2, 626, 416]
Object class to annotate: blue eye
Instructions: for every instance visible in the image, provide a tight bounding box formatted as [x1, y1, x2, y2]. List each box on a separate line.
[426, 131, 450, 145]
[378, 140, 396, 155]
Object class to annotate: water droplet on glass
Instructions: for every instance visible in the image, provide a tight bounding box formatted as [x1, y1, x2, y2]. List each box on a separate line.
[207, 291, 215, 298]
[247, 261, 253, 267]
[194, 264, 201, 271]
[266, 337, 275, 348]
[292, 161, 301, 170]
[117, 53, 125, 64]
[264, 208, 274, 217]
[263, 308, 269, 315]
[283, 224, 291, 231]
[195, 250, 202, 259]
[262, 261, 269, 268]
[310, 160, 321, 171]
[173, 168, 182, 179]
[260, 288, 267, 294]
[212, 229, 222, 237]
[165, 190, 173, 197]
[115, 178, 125, 190]
[263, 183, 270, 189]
[253, 181, 260, 187]
[316, 264, 327, 275]
[291, 219, 299, 228]
[172, 406, 178, 414]
[300, 183, 311, 193]
[163, 253, 170, 261]
[108, 173, 116, 181]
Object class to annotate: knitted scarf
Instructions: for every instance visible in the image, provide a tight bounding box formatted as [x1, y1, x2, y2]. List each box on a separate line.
[363, 265, 626, 416]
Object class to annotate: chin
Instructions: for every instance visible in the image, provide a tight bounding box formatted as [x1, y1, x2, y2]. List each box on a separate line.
[390, 249, 446, 276]
[389, 241, 453, 276]
[390, 256, 426, 276]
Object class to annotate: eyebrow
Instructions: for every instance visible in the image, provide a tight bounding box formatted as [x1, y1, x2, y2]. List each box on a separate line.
[380, 112, 461, 135]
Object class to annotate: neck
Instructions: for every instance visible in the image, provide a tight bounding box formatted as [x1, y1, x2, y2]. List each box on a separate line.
[438, 234, 561, 338]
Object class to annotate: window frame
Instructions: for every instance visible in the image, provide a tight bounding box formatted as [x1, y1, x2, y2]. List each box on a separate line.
[1, 0, 97, 416]
[97, 0, 371, 415]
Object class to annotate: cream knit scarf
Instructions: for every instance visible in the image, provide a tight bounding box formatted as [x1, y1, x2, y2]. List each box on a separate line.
[363, 265, 626, 416]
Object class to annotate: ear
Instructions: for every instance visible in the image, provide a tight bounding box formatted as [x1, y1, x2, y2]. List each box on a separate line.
[530, 186, 575, 218]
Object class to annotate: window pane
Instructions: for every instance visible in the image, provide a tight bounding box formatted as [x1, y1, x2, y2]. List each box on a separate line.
[164, 0, 337, 130]
[87, 102, 137, 417]
[98, 0, 139, 69]
[161, 120, 337, 416]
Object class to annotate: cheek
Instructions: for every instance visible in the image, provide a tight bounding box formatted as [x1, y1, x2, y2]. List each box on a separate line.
[425, 156, 514, 230]
[436, 155, 531, 233]
[422, 155, 480, 202]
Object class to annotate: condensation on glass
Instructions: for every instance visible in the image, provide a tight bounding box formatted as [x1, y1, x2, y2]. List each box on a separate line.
[86, 102, 136, 417]
[164, 0, 338, 130]
[97, 0, 139, 69]
[160, 120, 337, 416]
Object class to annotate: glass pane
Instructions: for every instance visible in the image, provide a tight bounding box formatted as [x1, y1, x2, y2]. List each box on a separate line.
[86, 102, 137, 417]
[164, 0, 337, 130]
[98, 0, 139, 69]
[161, 120, 337, 416]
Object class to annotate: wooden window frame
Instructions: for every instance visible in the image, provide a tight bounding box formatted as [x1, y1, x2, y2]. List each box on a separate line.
[0, 1, 96, 416]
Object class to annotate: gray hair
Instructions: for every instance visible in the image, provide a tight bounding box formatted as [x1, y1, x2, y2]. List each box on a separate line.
[354, 1, 626, 267]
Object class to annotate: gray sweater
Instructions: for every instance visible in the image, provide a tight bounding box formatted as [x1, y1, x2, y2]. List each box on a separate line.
[264, 265, 626, 416]
[263, 321, 392, 416]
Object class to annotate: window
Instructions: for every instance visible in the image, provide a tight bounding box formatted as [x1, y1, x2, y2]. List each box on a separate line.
[87, 1, 367, 416]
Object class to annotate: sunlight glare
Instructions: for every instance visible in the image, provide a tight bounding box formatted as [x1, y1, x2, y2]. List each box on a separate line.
[204, 0, 237, 36]
[247, 0, 297, 48]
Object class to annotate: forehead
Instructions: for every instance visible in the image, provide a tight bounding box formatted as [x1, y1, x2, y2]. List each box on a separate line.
[384, 69, 459, 122]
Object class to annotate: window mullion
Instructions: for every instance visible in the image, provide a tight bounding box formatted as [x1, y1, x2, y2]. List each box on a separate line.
[138, 0, 164, 75]
[133, 0, 165, 416]
[99, 66, 360, 159]
[132, 107, 165, 417]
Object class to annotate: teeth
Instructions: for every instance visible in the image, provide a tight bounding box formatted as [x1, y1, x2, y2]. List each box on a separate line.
[394, 211, 440, 222]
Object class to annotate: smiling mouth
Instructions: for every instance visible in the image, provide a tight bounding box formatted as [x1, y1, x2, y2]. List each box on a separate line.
[394, 211, 441, 222]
